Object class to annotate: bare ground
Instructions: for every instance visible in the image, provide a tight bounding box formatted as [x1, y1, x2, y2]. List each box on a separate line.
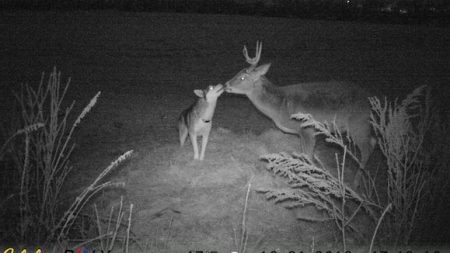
[1, 10, 449, 252]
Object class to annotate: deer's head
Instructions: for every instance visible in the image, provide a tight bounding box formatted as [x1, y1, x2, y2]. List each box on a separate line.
[225, 41, 271, 95]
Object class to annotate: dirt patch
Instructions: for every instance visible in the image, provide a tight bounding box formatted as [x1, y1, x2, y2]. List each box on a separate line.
[124, 127, 365, 252]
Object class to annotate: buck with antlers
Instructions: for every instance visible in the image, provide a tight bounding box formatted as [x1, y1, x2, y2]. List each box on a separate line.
[225, 41, 375, 186]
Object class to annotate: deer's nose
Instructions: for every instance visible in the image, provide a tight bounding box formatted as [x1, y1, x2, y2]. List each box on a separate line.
[216, 84, 224, 92]
[224, 82, 231, 91]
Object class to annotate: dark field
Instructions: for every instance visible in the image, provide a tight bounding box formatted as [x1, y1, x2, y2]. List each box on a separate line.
[0, 10, 449, 252]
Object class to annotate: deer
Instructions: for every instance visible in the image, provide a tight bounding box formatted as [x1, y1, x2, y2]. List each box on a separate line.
[224, 41, 375, 187]
[178, 83, 224, 161]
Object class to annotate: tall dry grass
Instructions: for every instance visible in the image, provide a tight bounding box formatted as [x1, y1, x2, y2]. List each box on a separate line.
[0, 68, 134, 249]
[232, 180, 252, 253]
[259, 84, 449, 248]
[369, 85, 449, 246]
[259, 114, 381, 247]
[71, 197, 134, 253]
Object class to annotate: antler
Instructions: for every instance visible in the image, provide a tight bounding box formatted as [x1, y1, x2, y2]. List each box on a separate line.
[243, 41, 262, 68]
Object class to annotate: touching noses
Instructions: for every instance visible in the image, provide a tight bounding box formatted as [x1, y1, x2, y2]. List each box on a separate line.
[224, 82, 231, 92]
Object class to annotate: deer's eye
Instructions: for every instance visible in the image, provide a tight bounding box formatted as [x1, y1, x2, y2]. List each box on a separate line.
[240, 76, 245, 80]
[208, 85, 213, 90]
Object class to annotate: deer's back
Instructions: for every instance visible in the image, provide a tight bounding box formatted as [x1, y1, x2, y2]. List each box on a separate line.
[279, 81, 371, 127]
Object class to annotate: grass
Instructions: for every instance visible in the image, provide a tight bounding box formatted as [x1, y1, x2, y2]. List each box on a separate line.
[71, 197, 134, 252]
[0, 68, 134, 250]
[259, 117, 380, 248]
[233, 179, 251, 253]
[369, 85, 449, 246]
[257, 84, 449, 249]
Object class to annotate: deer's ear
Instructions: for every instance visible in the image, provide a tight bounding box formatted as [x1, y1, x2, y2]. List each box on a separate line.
[193, 89, 204, 98]
[255, 63, 271, 76]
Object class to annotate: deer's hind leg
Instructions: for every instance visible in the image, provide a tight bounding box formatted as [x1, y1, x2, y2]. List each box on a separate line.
[349, 120, 376, 189]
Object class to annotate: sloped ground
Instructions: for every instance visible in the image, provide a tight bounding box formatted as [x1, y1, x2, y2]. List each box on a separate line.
[126, 128, 359, 252]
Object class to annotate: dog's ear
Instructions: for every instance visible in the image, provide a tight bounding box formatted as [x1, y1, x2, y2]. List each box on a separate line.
[193, 89, 204, 98]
